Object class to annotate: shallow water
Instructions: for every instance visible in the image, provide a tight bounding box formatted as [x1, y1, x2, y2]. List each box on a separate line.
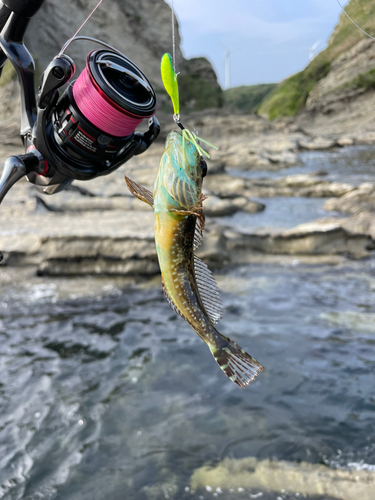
[1, 148, 375, 500]
[229, 145, 375, 185]
[1, 261, 375, 499]
[216, 196, 340, 232]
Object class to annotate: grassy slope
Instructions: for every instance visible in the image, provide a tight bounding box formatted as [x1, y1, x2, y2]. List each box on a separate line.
[224, 84, 277, 113]
[258, 0, 375, 119]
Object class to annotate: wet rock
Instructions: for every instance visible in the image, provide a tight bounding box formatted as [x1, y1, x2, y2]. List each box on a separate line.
[321, 311, 375, 334]
[337, 136, 355, 147]
[231, 197, 266, 213]
[204, 196, 239, 217]
[34, 192, 153, 213]
[224, 222, 374, 259]
[245, 177, 354, 199]
[204, 196, 265, 217]
[260, 150, 299, 166]
[340, 212, 375, 240]
[38, 258, 160, 277]
[190, 456, 375, 500]
[2, 204, 373, 276]
[205, 173, 355, 199]
[297, 182, 354, 198]
[0, 210, 156, 274]
[196, 226, 230, 267]
[324, 183, 375, 214]
[298, 137, 337, 150]
[204, 175, 247, 199]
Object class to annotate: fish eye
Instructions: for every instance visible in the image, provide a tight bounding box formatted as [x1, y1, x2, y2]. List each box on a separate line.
[200, 159, 207, 178]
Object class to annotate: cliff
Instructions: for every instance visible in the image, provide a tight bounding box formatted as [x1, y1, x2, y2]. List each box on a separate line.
[258, 0, 375, 137]
[0, 0, 222, 137]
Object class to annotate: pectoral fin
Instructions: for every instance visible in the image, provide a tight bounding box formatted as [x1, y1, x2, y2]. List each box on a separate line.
[125, 175, 154, 207]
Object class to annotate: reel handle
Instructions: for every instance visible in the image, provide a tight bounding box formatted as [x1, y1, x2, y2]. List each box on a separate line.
[0, 153, 41, 203]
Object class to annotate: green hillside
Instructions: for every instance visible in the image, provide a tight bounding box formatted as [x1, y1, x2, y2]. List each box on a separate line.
[258, 0, 375, 119]
[224, 83, 277, 113]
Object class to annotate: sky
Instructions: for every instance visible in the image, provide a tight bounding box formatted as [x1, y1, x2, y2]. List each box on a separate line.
[165, 0, 349, 89]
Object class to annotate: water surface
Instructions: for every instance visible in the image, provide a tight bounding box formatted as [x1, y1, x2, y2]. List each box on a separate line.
[1, 147, 375, 500]
[1, 259, 375, 500]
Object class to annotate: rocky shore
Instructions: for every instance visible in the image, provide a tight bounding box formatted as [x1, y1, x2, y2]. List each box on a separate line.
[1, 112, 375, 278]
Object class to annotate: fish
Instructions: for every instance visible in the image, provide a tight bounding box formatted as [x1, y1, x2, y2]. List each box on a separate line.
[125, 130, 264, 388]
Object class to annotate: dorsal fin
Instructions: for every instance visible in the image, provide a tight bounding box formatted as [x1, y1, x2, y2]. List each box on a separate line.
[125, 175, 154, 207]
[194, 256, 223, 325]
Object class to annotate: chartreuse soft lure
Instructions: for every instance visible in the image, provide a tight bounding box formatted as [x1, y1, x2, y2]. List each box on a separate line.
[161, 53, 180, 117]
[160, 52, 217, 159]
[124, 131, 264, 388]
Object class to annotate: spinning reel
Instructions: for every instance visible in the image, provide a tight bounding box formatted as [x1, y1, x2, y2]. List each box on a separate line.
[0, 0, 160, 205]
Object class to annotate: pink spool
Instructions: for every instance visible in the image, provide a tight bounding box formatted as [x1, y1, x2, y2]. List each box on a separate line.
[73, 67, 144, 137]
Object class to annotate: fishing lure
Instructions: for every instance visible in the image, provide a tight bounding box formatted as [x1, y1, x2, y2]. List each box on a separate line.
[160, 52, 216, 159]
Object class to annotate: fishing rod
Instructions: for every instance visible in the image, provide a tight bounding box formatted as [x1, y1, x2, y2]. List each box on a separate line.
[0, 0, 160, 210]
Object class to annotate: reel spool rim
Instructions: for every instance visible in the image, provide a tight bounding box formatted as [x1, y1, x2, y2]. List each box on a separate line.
[87, 49, 157, 118]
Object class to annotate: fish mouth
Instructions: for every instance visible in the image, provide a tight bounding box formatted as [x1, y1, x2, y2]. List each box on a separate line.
[166, 129, 183, 149]
[166, 129, 200, 165]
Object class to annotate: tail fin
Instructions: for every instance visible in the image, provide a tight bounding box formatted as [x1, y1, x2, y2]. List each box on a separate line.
[209, 339, 264, 388]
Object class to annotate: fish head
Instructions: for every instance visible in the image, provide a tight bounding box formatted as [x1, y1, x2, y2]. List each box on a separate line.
[154, 130, 207, 211]
[165, 130, 203, 186]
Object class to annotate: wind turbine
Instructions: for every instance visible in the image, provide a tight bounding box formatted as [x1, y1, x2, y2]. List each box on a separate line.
[309, 40, 321, 61]
[219, 39, 233, 90]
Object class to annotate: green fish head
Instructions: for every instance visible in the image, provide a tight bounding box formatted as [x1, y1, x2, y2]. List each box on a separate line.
[165, 130, 202, 185]
[154, 130, 204, 211]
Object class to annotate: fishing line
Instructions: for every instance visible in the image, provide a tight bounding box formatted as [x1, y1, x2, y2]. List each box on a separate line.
[72, 65, 145, 137]
[59, 0, 105, 56]
[171, 0, 177, 75]
[336, 0, 375, 41]
[162, 3, 218, 156]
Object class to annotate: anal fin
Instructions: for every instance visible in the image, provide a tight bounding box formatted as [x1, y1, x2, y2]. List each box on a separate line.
[194, 216, 204, 250]
[194, 256, 223, 325]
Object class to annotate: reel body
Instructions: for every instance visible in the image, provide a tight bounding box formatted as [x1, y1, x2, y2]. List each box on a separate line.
[30, 49, 159, 194]
[0, 1, 160, 201]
